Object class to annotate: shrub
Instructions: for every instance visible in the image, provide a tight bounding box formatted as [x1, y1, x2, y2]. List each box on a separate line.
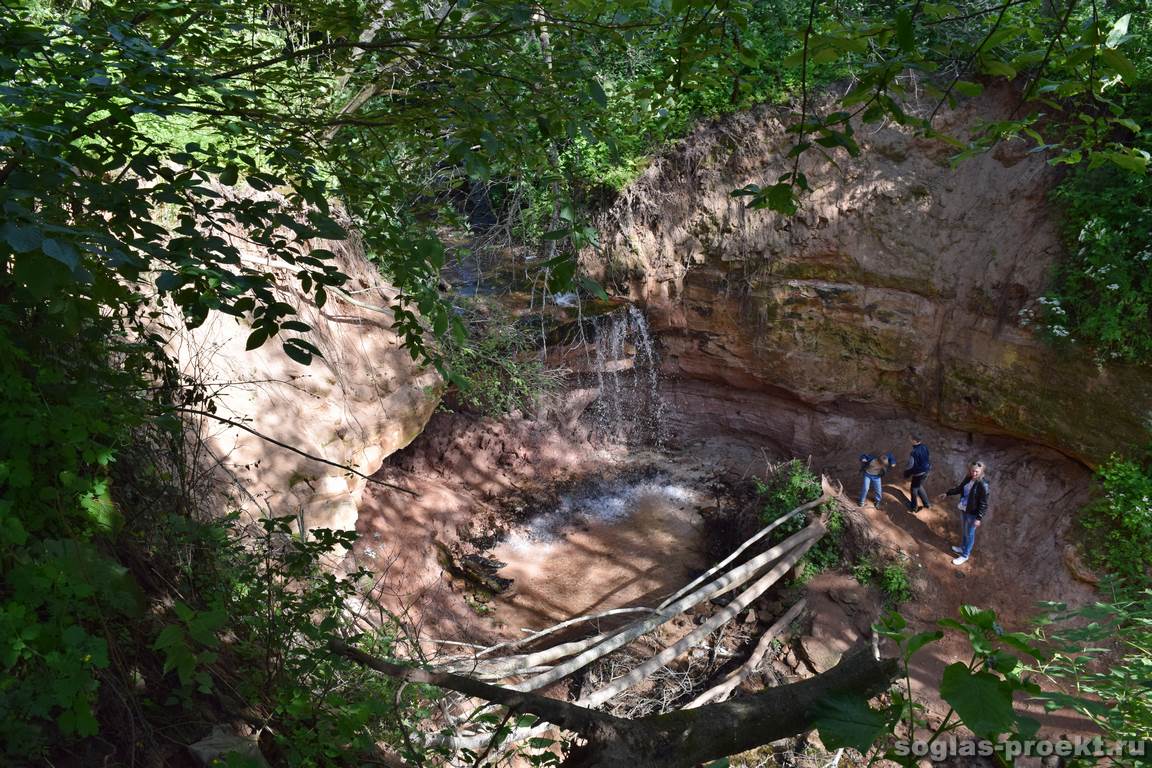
[1079, 456, 1152, 584]
[1041, 140, 1152, 362]
[755, 460, 842, 582]
[756, 459, 823, 526]
[441, 299, 567, 416]
[852, 555, 913, 605]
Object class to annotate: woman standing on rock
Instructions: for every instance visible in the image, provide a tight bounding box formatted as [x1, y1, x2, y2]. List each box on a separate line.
[940, 461, 989, 566]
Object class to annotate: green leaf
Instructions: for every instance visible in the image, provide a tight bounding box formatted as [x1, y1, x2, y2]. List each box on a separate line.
[939, 663, 1016, 738]
[547, 257, 577, 294]
[4, 223, 42, 253]
[813, 693, 887, 750]
[766, 182, 797, 215]
[895, 9, 914, 52]
[42, 238, 79, 270]
[981, 59, 1017, 78]
[579, 275, 610, 301]
[953, 81, 983, 97]
[988, 650, 1018, 673]
[588, 79, 608, 108]
[904, 630, 943, 660]
[219, 164, 239, 186]
[1099, 149, 1148, 174]
[811, 47, 839, 64]
[245, 328, 270, 350]
[959, 605, 997, 631]
[1100, 48, 1138, 83]
[1105, 13, 1131, 48]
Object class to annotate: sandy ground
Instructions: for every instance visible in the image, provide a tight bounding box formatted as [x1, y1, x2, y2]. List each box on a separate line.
[353, 404, 1102, 748]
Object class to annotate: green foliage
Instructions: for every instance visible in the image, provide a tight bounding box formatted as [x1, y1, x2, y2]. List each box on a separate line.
[206, 516, 434, 766]
[756, 459, 823, 525]
[1041, 133, 1152, 361]
[852, 555, 913, 605]
[1078, 456, 1152, 583]
[756, 459, 842, 582]
[816, 606, 1049, 761]
[1031, 592, 1152, 759]
[817, 599, 1152, 766]
[732, 0, 1150, 214]
[441, 299, 567, 416]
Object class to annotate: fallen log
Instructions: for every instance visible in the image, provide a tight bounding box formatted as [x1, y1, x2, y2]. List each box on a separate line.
[332, 638, 897, 768]
[576, 535, 820, 708]
[505, 522, 824, 691]
[657, 491, 828, 610]
[684, 598, 807, 708]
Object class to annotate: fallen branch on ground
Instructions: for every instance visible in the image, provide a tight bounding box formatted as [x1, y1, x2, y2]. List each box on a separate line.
[332, 638, 897, 768]
[684, 598, 807, 708]
[657, 491, 829, 610]
[576, 532, 821, 708]
[503, 522, 824, 690]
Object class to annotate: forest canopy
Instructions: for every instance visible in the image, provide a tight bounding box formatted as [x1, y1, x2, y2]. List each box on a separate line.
[0, 0, 1149, 765]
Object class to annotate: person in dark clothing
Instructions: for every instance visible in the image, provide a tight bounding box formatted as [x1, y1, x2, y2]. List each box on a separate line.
[903, 435, 932, 513]
[940, 460, 989, 565]
[858, 451, 895, 508]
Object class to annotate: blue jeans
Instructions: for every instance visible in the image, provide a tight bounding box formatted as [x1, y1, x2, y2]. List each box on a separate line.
[859, 474, 883, 505]
[960, 513, 979, 557]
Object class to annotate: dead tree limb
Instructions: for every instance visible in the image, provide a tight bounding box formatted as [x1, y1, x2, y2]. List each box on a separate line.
[500, 523, 824, 689]
[658, 491, 828, 610]
[332, 639, 898, 768]
[576, 533, 821, 708]
[684, 598, 807, 708]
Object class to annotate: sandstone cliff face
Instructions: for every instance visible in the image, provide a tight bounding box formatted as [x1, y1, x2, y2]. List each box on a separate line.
[588, 88, 1152, 465]
[171, 232, 441, 532]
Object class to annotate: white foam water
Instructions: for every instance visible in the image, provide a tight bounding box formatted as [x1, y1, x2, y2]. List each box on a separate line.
[500, 477, 699, 552]
[587, 304, 666, 446]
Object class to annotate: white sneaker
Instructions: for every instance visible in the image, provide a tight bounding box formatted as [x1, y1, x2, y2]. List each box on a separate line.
[952, 555, 969, 565]
[951, 546, 963, 554]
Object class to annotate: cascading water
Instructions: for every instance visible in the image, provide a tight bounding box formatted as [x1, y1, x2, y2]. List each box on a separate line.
[586, 304, 666, 446]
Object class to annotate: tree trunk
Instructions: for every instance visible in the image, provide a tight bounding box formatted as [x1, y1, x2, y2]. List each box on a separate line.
[332, 640, 897, 768]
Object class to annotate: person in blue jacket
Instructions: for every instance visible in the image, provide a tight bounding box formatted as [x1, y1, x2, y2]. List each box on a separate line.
[940, 460, 990, 566]
[858, 451, 895, 508]
[902, 435, 932, 513]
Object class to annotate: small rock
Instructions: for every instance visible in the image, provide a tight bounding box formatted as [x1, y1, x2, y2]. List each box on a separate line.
[189, 726, 267, 768]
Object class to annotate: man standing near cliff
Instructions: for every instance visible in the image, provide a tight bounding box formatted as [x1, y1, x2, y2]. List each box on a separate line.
[903, 434, 932, 513]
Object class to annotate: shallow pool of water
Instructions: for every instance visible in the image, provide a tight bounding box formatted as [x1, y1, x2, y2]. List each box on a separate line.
[488, 473, 706, 631]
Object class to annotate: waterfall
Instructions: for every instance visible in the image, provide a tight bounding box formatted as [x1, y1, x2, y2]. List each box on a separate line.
[586, 304, 666, 446]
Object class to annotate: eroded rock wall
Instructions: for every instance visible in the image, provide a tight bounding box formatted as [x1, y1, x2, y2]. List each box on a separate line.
[170, 231, 442, 532]
[588, 86, 1152, 465]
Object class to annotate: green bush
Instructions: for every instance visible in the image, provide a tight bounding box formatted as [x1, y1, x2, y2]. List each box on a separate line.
[756, 459, 823, 526]
[1041, 162, 1152, 362]
[441, 299, 567, 416]
[852, 556, 913, 605]
[1079, 456, 1152, 584]
[755, 460, 842, 583]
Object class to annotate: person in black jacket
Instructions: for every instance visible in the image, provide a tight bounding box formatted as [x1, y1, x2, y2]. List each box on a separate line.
[939, 460, 989, 565]
[902, 434, 932, 513]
